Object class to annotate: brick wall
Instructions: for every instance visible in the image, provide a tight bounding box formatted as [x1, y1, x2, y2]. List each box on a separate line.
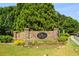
[13, 28, 59, 40]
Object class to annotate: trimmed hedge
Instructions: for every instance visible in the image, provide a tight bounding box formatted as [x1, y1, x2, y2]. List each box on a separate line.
[0, 35, 12, 43]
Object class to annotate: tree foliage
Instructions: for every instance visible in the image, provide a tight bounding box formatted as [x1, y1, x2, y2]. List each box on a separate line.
[0, 3, 79, 35]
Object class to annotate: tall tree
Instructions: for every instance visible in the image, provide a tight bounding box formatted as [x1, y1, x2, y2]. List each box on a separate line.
[0, 3, 79, 35]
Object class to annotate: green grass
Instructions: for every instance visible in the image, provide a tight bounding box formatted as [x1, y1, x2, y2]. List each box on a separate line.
[0, 43, 79, 56]
[66, 38, 79, 55]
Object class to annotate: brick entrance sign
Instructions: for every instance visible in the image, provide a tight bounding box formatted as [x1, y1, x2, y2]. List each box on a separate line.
[13, 28, 59, 40]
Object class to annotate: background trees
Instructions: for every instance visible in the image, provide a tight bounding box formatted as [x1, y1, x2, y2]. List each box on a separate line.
[0, 3, 79, 35]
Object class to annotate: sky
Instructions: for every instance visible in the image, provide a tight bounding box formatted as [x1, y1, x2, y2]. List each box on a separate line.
[0, 3, 79, 21]
[0, 3, 16, 7]
[54, 3, 79, 21]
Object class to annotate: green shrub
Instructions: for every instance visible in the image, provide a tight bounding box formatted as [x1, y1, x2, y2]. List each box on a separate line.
[58, 33, 69, 42]
[58, 36, 68, 42]
[13, 40, 25, 46]
[60, 33, 70, 37]
[0, 35, 12, 43]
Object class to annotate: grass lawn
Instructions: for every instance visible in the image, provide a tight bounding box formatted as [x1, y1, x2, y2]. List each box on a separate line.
[0, 43, 79, 56]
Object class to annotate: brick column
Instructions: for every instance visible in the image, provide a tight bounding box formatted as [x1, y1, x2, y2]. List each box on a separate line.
[24, 28, 30, 40]
[13, 31, 18, 40]
[53, 28, 59, 39]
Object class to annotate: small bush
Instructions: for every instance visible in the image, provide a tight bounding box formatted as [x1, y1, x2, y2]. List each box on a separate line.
[0, 35, 12, 43]
[58, 36, 68, 42]
[60, 33, 70, 37]
[13, 40, 25, 46]
[58, 33, 69, 42]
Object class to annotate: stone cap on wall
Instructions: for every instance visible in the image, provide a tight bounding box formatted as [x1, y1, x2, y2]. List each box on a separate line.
[24, 28, 59, 31]
[24, 28, 29, 31]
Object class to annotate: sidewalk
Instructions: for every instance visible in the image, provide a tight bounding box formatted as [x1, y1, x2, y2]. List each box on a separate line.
[70, 36, 79, 45]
